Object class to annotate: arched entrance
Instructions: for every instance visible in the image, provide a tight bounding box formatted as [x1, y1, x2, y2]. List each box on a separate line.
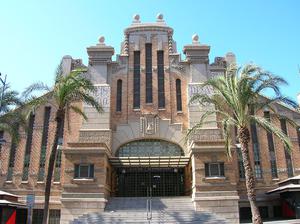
[110, 139, 190, 197]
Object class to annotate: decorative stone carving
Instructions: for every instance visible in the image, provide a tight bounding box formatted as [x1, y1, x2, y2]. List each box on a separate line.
[210, 71, 224, 78]
[168, 31, 173, 53]
[112, 61, 127, 74]
[189, 129, 223, 142]
[133, 14, 140, 23]
[123, 33, 129, 55]
[211, 57, 226, 68]
[84, 85, 110, 109]
[188, 83, 213, 104]
[170, 57, 185, 73]
[156, 13, 164, 22]
[78, 130, 111, 147]
[71, 59, 86, 70]
[140, 114, 159, 136]
[192, 34, 199, 44]
[98, 36, 105, 44]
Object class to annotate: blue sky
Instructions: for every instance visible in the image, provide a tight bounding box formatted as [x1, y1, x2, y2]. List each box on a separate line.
[0, 0, 299, 100]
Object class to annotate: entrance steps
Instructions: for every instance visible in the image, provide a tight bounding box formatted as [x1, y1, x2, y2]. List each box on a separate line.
[71, 197, 228, 224]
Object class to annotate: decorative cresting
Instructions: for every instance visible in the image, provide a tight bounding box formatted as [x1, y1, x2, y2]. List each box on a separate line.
[116, 139, 184, 157]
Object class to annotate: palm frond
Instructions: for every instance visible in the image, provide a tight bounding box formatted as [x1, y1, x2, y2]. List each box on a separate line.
[70, 105, 88, 121]
[23, 82, 51, 99]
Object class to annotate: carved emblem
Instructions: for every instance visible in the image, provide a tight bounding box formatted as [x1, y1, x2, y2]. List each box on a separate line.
[140, 114, 159, 136]
[170, 57, 186, 73]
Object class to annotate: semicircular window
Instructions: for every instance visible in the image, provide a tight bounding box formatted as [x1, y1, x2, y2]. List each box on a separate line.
[117, 139, 184, 157]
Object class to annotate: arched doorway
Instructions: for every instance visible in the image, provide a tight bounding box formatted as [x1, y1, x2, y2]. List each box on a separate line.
[111, 139, 189, 197]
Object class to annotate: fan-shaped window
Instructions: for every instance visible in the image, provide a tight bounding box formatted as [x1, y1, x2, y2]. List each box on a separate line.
[117, 139, 184, 157]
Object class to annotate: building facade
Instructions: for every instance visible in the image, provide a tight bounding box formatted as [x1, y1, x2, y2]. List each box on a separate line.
[1, 14, 300, 224]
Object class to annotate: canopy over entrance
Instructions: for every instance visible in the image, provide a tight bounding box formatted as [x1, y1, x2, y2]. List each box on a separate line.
[111, 139, 189, 167]
[110, 156, 190, 167]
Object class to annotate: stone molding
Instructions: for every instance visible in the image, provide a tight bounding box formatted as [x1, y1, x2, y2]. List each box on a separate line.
[78, 129, 111, 148]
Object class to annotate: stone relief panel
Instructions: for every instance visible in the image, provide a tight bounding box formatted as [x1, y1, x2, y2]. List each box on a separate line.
[78, 130, 111, 147]
[140, 114, 159, 136]
[188, 129, 223, 142]
[188, 83, 217, 129]
[82, 85, 110, 130]
[112, 115, 186, 156]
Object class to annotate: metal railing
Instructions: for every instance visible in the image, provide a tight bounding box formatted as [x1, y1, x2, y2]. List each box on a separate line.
[146, 186, 152, 222]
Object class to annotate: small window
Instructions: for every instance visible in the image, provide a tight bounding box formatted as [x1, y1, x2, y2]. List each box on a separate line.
[116, 79, 122, 112]
[205, 163, 225, 177]
[74, 164, 94, 179]
[133, 51, 140, 109]
[176, 79, 182, 111]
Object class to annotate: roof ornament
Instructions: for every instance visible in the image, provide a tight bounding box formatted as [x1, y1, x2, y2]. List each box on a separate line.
[192, 34, 199, 44]
[97, 36, 105, 46]
[156, 13, 164, 22]
[133, 14, 140, 23]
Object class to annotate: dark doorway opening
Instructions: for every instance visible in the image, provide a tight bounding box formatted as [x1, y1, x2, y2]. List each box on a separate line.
[116, 167, 184, 197]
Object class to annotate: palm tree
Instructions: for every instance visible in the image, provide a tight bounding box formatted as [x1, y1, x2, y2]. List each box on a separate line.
[24, 64, 103, 224]
[0, 84, 24, 140]
[0, 82, 27, 171]
[187, 64, 298, 224]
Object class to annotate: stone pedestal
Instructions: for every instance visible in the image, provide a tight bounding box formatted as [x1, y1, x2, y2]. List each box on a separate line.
[193, 191, 240, 224]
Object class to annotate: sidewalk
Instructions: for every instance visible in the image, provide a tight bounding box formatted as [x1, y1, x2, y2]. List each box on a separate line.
[242, 219, 300, 224]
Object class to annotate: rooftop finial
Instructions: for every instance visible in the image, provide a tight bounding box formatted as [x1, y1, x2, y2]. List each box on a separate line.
[133, 14, 140, 23]
[156, 13, 164, 22]
[192, 34, 199, 44]
[98, 36, 105, 45]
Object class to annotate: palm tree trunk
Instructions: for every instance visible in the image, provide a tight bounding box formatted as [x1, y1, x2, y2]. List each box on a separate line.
[238, 126, 262, 224]
[42, 109, 64, 224]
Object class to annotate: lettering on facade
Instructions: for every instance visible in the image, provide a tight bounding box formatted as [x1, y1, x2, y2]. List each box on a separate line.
[188, 83, 213, 105]
[79, 130, 111, 146]
[140, 115, 159, 136]
[84, 85, 110, 110]
[189, 129, 223, 142]
[210, 71, 224, 78]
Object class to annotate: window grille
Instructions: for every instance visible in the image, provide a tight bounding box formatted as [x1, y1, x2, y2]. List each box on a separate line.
[54, 147, 62, 182]
[7, 124, 19, 181]
[205, 163, 225, 177]
[250, 121, 263, 179]
[133, 51, 140, 108]
[38, 107, 51, 181]
[157, 51, 165, 108]
[264, 111, 278, 178]
[145, 44, 153, 103]
[280, 118, 293, 177]
[237, 148, 245, 179]
[74, 164, 94, 179]
[22, 113, 35, 181]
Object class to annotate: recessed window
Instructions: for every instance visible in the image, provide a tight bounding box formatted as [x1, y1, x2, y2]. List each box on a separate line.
[157, 51, 165, 108]
[133, 51, 140, 109]
[264, 111, 278, 178]
[74, 164, 94, 179]
[38, 107, 51, 181]
[280, 118, 294, 177]
[205, 163, 225, 177]
[176, 79, 182, 111]
[145, 43, 152, 103]
[116, 79, 122, 112]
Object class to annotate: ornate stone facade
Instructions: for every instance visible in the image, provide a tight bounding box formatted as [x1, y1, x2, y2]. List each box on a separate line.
[0, 15, 300, 224]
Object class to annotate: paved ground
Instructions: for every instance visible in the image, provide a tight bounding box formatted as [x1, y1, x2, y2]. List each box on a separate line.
[242, 219, 300, 224]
